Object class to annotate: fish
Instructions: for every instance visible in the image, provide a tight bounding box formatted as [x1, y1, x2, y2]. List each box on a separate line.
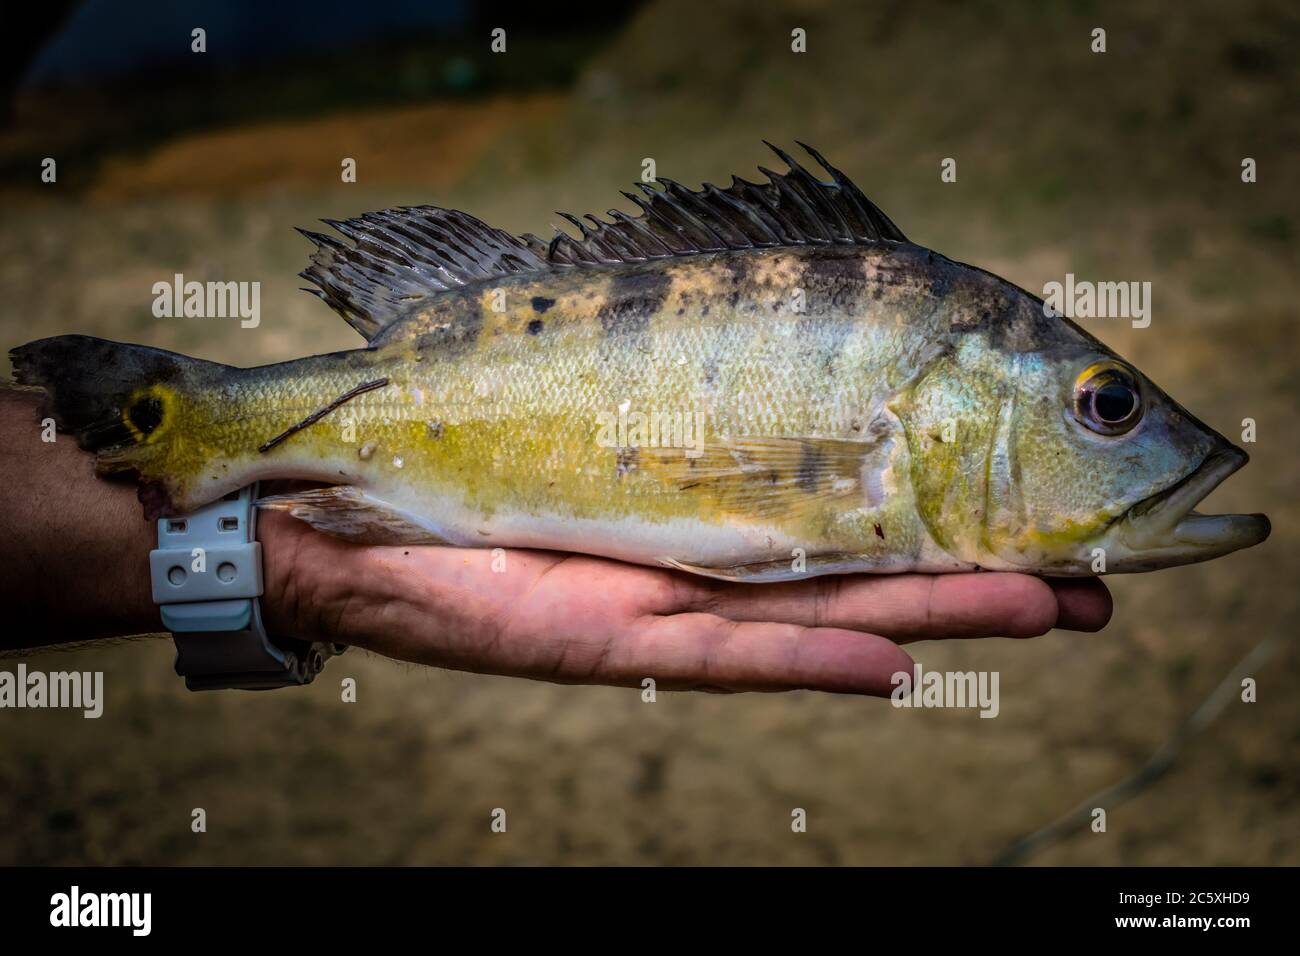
[9, 143, 1269, 581]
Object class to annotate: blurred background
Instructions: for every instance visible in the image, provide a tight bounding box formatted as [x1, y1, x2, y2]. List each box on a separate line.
[0, 0, 1296, 865]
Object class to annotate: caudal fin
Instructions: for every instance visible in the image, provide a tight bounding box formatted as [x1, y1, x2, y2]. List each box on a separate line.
[12, 335, 195, 451]
[9, 335, 227, 515]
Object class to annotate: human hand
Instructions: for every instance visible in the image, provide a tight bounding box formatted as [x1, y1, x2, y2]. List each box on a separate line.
[258, 509, 1112, 696]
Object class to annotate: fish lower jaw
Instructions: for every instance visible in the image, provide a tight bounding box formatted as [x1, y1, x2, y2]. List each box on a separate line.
[1169, 510, 1271, 548]
[1100, 447, 1270, 571]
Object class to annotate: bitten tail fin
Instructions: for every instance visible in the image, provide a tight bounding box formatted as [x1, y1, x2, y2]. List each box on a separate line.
[9, 335, 230, 521]
[9, 335, 222, 456]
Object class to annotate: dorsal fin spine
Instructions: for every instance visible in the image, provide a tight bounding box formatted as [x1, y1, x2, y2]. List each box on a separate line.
[297, 144, 907, 341]
[609, 207, 670, 258]
[769, 143, 854, 239]
[700, 182, 766, 246]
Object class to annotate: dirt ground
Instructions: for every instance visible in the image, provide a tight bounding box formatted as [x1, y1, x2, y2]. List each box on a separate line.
[0, 0, 1296, 865]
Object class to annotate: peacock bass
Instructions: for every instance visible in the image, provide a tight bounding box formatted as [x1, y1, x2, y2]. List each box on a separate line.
[10, 143, 1269, 581]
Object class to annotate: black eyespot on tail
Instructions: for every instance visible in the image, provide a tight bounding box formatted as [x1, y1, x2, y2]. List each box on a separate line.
[128, 395, 164, 435]
[8, 334, 215, 453]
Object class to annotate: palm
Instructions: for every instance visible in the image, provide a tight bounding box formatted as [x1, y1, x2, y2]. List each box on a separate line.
[259, 510, 1111, 696]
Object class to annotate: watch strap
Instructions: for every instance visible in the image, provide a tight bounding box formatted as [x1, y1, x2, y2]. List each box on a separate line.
[149, 484, 344, 691]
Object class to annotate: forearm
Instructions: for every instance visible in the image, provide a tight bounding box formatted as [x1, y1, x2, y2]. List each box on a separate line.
[0, 388, 162, 649]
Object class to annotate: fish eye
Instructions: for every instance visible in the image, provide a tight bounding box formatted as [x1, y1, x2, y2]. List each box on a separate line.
[1074, 362, 1142, 435]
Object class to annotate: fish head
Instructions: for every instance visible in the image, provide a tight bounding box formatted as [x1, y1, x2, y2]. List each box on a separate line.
[996, 343, 1268, 573]
[896, 291, 1269, 574]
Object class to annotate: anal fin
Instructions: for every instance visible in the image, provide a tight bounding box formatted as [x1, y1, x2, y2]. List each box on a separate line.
[256, 486, 448, 546]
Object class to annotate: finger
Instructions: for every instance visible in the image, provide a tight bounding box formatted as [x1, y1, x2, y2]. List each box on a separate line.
[608, 613, 915, 696]
[674, 572, 1061, 643]
[1047, 577, 1112, 632]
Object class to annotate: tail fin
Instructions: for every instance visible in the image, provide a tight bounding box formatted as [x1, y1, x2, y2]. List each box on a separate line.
[9, 336, 225, 515]
[11, 335, 191, 452]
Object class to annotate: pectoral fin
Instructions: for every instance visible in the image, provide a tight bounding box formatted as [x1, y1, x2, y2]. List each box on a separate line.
[256, 486, 447, 545]
[638, 434, 881, 519]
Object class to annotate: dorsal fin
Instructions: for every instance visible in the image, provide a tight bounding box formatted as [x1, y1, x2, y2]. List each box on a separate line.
[298, 143, 907, 341]
[297, 207, 551, 340]
[526, 141, 908, 266]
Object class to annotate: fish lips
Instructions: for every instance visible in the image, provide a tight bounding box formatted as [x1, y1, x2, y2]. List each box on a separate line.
[1108, 446, 1271, 570]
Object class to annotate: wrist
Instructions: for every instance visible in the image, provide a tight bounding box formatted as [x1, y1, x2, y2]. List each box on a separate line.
[257, 507, 358, 648]
[0, 389, 162, 649]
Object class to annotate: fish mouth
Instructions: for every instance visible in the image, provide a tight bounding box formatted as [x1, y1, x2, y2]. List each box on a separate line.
[1110, 446, 1270, 569]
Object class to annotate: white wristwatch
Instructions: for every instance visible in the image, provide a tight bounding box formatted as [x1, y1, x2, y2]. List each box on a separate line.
[148, 484, 345, 691]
